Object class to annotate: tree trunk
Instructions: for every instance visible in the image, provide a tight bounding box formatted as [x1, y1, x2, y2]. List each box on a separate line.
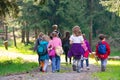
[5, 26, 8, 40]
[35, 28, 38, 39]
[21, 29, 25, 43]
[26, 29, 29, 44]
[13, 27, 17, 47]
[88, 0, 93, 49]
[89, 19, 93, 48]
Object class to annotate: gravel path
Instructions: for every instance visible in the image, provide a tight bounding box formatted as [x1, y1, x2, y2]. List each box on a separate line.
[0, 50, 100, 80]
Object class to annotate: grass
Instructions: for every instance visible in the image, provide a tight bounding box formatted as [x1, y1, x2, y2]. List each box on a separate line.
[0, 39, 36, 55]
[93, 60, 120, 80]
[60, 62, 72, 73]
[0, 57, 38, 76]
[110, 47, 120, 56]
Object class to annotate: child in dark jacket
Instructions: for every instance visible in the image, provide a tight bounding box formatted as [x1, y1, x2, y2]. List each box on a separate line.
[38, 35, 49, 72]
[95, 34, 110, 72]
[34, 32, 44, 71]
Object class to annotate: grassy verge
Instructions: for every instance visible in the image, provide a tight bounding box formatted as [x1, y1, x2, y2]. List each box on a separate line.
[93, 60, 120, 80]
[110, 47, 120, 56]
[0, 39, 36, 55]
[0, 57, 38, 76]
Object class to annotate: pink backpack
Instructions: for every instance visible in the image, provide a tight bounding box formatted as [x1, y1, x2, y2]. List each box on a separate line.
[81, 41, 88, 51]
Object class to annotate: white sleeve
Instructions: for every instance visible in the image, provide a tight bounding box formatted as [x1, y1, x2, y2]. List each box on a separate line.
[69, 35, 73, 41]
[80, 36, 84, 43]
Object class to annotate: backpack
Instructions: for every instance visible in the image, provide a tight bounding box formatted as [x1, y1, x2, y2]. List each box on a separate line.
[55, 46, 64, 56]
[98, 42, 106, 54]
[81, 41, 88, 51]
[37, 41, 47, 55]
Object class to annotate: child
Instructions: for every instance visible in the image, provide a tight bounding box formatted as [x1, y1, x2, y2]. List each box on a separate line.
[38, 35, 49, 72]
[81, 34, 92, 70]
[62, 31, 71, 64]
[47, 35, 56, 58]
[34, 32, 44, 71]
[50, 31, 62, 73]
[95, 34, 110, 72]
[68, 26, 85, 73]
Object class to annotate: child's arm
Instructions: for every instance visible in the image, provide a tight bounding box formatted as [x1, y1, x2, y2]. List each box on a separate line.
[106, 43, 110, 55]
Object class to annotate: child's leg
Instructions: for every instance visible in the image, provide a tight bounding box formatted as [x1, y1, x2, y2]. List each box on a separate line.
[101, 59, 107, 71]
[85, 58, 89, 67]
[72, 58, 77, 71]
[65, 51, 68, 63]
[85, 58, 90, 70]
[69, 57, 71, 64]
[43, 59, 49, 72]
[76, 59, 81, 73]
[51, 57, 56, 72]
[40, 61, 44, 71]
[56, 56, 61, 72]
[81, 59, 84, 68]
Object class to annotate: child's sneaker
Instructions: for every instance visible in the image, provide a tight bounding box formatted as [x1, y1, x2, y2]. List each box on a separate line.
[77, 68, 81, 73]
[80, 68, 84, 71]
[72, 65, 77, 71]
[86, 67, 90, 70]
[39, 67, 42, 71]
[101, 66, 105, 72]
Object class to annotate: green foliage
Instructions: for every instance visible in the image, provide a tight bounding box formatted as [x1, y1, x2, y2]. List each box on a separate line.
[0, 39, 36, 55]
[0, 57, 37, 76]
[110, 47, 120, 56]
[0, 0, 19, 17]
[1, 0, 120, 50]
[93, 60, 120, 80]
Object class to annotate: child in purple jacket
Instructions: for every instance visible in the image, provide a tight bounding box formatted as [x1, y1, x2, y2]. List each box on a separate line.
[81, 34, 92, 70]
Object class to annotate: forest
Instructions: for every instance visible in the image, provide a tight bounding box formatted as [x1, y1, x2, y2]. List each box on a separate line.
[0, 0, 120, 79]
[0, 0, 120, 52]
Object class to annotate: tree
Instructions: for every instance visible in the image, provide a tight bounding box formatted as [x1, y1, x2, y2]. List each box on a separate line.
[0, 0, 19, 17]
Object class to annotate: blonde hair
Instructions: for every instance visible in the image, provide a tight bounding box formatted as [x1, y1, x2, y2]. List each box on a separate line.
[72, 25, 80, 32]
[72, 25, 81, 36]
[42, 35, 50, 41]
[38, 32, 44, 38]
[52, 24, 58, 30]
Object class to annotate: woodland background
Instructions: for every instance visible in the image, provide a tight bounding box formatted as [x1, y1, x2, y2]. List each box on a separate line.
[0, 0, 120, 53]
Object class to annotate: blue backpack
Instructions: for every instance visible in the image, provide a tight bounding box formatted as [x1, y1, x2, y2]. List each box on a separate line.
[98, 42, 106, 54]
[37, 41, 47, 55]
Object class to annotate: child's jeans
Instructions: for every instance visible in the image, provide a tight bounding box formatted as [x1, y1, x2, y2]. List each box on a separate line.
[100, 59, 107, 71]
[81, 58, 89, 68]
[43, 59, 49, 72]
[72, 58, 81, 72]
[51, 56, 61, 72]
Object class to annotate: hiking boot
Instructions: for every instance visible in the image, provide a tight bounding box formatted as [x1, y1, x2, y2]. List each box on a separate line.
[72, 65, 77, 71]
[39, 67, 42, 71]
[77, 69, 81, 73]
[101, 66, 105, 72]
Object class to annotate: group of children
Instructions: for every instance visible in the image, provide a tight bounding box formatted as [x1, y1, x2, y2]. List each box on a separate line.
[67, 26, 91, 73]
[34, 25, 111, 73]
[34, 25, 62, 73]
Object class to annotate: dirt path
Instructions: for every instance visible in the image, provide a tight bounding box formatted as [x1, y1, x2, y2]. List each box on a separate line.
[0, 50, 100, 80]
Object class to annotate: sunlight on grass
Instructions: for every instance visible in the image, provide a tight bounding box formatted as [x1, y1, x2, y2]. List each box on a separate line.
[0, 57, 38, 76]
[93, 60, 120, 80]
[108, 60, 120, 65]
[0, 40, 36, 55]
